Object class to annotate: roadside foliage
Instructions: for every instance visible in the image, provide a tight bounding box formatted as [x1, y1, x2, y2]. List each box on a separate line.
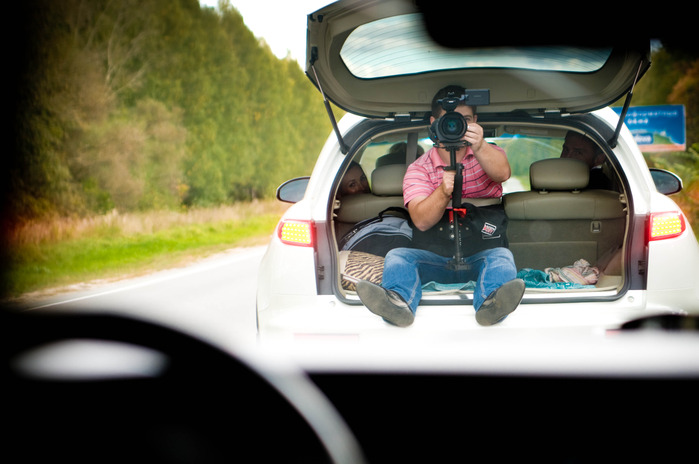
[9, 0, 334, 220]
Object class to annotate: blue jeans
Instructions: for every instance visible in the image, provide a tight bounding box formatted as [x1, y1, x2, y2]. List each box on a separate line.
[381, 247, 517, 313]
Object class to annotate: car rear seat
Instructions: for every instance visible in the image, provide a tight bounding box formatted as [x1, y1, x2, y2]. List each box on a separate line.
[503, 158, 626, 271]
[335, 164, 407, 240]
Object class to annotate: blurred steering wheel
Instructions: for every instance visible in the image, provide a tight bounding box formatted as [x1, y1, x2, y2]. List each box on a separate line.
[3, 309, 365, 463]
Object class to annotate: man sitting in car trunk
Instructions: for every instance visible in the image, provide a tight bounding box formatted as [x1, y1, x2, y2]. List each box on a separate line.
[356, 85, 525, 327]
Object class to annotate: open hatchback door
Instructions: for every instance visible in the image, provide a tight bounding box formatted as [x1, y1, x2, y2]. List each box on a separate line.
[305, 0, 650, 120]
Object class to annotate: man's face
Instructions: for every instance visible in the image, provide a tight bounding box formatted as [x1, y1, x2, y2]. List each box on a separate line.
[431, 105, 476, 159]
[431, 105, 476, 124]
[561, 133, 603, 167]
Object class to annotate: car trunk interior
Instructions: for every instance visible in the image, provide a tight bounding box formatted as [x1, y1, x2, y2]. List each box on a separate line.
[332, 121, 629, 302]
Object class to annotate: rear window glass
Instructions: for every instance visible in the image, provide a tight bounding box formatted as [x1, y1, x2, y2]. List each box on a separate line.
[355, 129, 566, 194]
[340, 13, 613, 79]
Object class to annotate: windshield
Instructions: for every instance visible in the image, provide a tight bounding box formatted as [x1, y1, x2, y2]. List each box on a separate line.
[340, 13, 613, 79]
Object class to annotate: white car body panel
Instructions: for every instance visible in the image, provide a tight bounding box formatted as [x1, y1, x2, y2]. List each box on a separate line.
[257, 107, 699, 340]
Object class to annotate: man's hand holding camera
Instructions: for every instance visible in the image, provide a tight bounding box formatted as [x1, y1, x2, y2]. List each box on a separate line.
[468, 120, 510, 183]
[463, 120, 486, 154]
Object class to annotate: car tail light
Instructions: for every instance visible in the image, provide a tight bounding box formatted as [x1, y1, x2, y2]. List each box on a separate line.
[278, 220, 315, 247]
[648, 211, 686, 241]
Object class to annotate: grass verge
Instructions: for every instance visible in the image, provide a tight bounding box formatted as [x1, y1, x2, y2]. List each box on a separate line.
[2, 200, 288, 300]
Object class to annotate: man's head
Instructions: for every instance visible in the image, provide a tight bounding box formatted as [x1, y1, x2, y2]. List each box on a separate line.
[429, 85, 477, 156]
[431, 85, 478, 119]
[560, 131, 605, 168]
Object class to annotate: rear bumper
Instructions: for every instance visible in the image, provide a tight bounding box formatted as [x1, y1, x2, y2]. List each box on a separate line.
[256, 288, 678, 342]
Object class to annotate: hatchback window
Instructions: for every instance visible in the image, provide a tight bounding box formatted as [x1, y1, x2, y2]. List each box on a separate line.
[340, 13, 613, 79]
[353, 129, 579, 194]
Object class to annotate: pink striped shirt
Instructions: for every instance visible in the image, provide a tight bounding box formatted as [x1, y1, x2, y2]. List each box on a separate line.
[403, 146, 504, 206]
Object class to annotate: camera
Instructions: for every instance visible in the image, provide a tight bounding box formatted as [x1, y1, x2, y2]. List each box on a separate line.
[430, 96, 468, 146]
[428, 89, 490, 148]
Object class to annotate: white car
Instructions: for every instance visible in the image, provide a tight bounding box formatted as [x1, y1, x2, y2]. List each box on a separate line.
[256, 0, 699, 342]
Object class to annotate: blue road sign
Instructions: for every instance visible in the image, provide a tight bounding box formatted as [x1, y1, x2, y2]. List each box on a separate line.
[613, 104, 686, 152]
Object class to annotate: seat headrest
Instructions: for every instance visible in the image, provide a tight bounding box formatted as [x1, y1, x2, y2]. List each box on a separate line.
[371, 164, 406, 196]
[530, 158, 589, 191]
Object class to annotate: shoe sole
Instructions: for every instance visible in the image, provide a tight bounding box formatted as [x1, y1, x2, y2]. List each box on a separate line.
[356, 280, 415, 327]
[476, 278, 525, 326]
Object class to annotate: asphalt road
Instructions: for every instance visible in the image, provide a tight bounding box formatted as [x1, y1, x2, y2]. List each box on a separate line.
[21, 246, 267, 350]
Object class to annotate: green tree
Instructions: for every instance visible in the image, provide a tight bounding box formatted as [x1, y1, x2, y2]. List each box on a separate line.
[9, 0, 333, 219]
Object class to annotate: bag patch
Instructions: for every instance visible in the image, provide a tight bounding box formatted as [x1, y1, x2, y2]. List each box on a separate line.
[481, 222, 497, 236]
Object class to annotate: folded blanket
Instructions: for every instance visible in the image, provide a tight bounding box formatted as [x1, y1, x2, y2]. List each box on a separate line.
[545, 259, 599, 285]
[516, 268, 595, 289]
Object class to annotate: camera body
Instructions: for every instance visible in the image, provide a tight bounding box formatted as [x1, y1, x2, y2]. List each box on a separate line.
[428, 89, 490, 148]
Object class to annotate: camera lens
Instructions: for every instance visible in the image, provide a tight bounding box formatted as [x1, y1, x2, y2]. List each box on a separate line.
[436, 112, 467, 143]
[443, 116, 464, 135]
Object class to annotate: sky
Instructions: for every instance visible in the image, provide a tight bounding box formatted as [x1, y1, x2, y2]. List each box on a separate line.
[199, 1, 330, 65]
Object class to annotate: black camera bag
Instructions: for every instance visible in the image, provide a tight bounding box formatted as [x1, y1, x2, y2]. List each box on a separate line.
[411, 203, 508, 258]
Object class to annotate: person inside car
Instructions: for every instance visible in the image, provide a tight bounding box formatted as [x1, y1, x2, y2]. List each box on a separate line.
[560, 131, 613, 190]
[355, 85, 525, 327]
[375, 142, 425, 167]
[338, 161, 371, 198]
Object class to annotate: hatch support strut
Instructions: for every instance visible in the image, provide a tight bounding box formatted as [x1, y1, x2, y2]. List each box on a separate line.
[310, 47, 349, 154]
[608, 61, 645, 149]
